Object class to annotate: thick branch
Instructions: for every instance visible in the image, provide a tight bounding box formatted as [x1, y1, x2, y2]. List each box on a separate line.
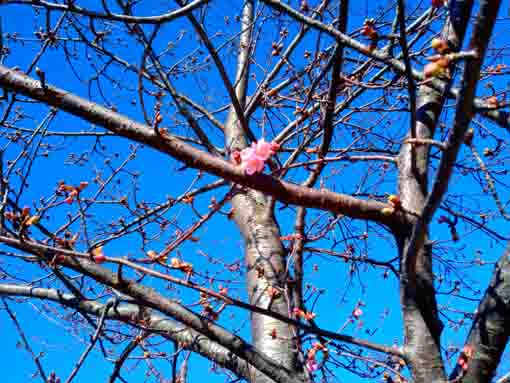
[0, 64, 395, 226]
[223, 3, 299, 382]
[0, 283, 252, 381]
[0, 235, 402, 357]
[422, 0, 501, 223]
[0, 238, 304, 383]
[397, 2, 475, 383]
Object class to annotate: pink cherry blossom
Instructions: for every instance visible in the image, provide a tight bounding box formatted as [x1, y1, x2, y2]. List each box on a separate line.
[255, 138, 273, 160]
[352, 307, 363, 319]
[239, 139, 280, 175]
[240, 145, 265, 175]
[306, 359, 319, 372]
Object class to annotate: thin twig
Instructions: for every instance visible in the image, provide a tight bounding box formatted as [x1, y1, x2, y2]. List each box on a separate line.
[2, 298, 48, 382]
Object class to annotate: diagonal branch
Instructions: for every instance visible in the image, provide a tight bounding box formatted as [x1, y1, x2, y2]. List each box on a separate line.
[174, 0, 255, 143]
[0, 235, 403, 357]
[396, 0, 417, 139]
[293, 0, 349, 316]
[421, 0, 501, 228]
[63, 300, 111, 383]
[2, 298, 48, 382]
[0, 284, 252, 381]
[396, 2, 496, 383]
[0, 237, 304, 383]
[113, 0, 220, 155]
[109, 332, 149, 383]
[258, 0, 510, 131]
[0, 64, 396, 226]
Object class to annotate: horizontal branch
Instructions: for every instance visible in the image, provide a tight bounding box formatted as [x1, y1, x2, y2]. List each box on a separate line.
[7, 0, 208, 24]
[0, 64, 397, 227]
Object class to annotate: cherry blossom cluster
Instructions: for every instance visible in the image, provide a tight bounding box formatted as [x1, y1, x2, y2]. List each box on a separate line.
[232, 139, 280, 175]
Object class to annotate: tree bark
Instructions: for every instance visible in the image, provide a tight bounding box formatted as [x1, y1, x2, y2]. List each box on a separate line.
[0, 284, 253, 380]
[397, 2, 474, 382]
[223, 2, 300, 383]
[450, 246, 510, 383]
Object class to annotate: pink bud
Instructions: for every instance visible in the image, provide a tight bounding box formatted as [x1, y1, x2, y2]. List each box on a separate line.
[306, 359, 319, 372]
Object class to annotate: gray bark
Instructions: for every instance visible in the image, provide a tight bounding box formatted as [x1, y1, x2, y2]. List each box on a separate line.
[450, 247, 510, 383]
[0, 236, 304, 383]
[223, 3, 299, 382]
[397, 1, 474, 382]
[0, 283, 252, 380]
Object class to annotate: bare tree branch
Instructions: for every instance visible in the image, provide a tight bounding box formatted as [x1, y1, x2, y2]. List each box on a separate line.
[5, 0, 208, 24]
[0, 64, 396, 225]
[0, 284, 252, 381]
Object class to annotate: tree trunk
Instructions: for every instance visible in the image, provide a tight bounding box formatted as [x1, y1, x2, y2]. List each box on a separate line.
[224, 2, 299, 382]
[397, 2, 474, 382]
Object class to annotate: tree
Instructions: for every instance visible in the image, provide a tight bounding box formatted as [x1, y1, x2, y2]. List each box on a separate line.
[0, 0, 509, 382]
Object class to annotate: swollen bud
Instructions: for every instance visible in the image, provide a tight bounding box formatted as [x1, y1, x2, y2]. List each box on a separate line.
[381, 207, 395, 216]
[24, 215, 40, 226]
[387, 195, 401, 209]
[431, 38, 449, 54]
